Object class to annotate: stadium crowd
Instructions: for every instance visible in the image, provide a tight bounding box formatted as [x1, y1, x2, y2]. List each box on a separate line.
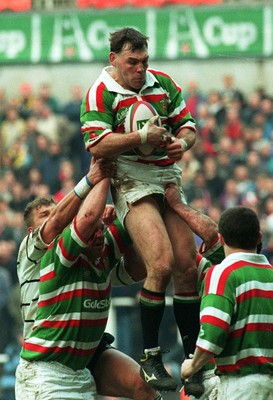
[0, 76, 272, 399]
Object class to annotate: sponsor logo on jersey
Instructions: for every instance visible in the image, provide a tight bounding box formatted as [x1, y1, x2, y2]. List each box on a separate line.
[83, 298, 111, 309]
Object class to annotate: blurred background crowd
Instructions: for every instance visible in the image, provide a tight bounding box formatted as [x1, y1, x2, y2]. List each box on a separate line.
[0, 73, 272, 398]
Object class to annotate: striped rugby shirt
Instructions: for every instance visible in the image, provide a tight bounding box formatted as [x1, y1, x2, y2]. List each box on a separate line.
[195, 237, 225, 372]
[197, 252, 273, 376]
[20, 218, 132, 370]
[81, 67, 196, 166]
[17, 220, 50, 340]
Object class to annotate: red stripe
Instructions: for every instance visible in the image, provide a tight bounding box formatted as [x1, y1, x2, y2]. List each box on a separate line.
[108, 224, 127, 254]
[136, 158, 175, 167]
[149, 69, 182, 92]
[231, 322, 273, 338]
[38, 287, 110, 307]
[23, 342, 96, 357]
[113, 97, 138, 114]
[171, 107, 190, 123]
[41, 317, 107, 329]
[237, 288, 273, 303]
[85, 86, 92, 112]
[87, 131, 112, 150]
[196, 253, 203, 267]
[58, 235, 78, 262]
[96, 82, 106, 113]
[142, 93, 168, 104]
[81, 125, 105, 133]
[215, 261, 272, 296]
[141, 291, 164, 301]
[201, 315, 229, 331]
[72, 216, 88, 245]
[40, 270, 56, 282]
[217, 355, 273, 373]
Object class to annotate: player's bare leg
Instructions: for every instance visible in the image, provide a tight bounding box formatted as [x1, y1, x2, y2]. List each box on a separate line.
[93, 348, 162, 400]
[124, 196, 177, 391]
[164, 205, 205, 398]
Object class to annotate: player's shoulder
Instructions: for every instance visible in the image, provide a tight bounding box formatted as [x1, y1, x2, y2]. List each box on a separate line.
[148, 68, 172, 79]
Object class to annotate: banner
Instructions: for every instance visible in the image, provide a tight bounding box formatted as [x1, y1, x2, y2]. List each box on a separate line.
[0, 5, 272, 64]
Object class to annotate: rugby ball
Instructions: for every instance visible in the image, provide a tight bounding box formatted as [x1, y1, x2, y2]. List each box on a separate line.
[124, 101, 160, 157]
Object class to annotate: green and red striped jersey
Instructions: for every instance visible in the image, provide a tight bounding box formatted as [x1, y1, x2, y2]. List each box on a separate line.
[20, 218, 131, 370]
[197, 252, 273, 376]
[81, 67, 196, 165]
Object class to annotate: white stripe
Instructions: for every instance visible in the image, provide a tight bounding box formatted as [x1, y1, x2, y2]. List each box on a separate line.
[208, 253, 270, 294]
[71, 221, 87, 248]
[56, 244, 75, 268]
[231, 314, 273, 331]
[34, 309, 109, 327]
[40, 262, 55, 278]
[217, 347, 273, 366]
[197, 337, 222, 355]
[197, 257, 208, 281]
[25, 336, 99, 351]
[39, 281, 109, 302]
[170, 100, 186, 118]
[83, 120, 112, 130]
[201, 306, 231, 325]
[236, 280, 273, 296]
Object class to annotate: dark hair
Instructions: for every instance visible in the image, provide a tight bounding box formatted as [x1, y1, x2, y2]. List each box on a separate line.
[218, 206, 260, 250]
[109, 27, 149, 53]
[24, 196, 56, 227]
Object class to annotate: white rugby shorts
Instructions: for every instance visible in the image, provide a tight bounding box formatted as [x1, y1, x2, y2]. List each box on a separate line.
[111, 158, 187, 226]
[217, 373, 273, 400]
[15, 358, 98, 400]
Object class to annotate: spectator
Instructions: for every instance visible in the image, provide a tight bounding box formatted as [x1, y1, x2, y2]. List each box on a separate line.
[202, 156, 225, 200]
[220, 74, 245, 109]
[184, 80, 205, 119]
[37, 82, 59, 113]
[16, 82, 36, 120]
[0, 106, 26, 152]
[223, 106, 244, 140]
[206, 89, 226, 126]
[220, 178, 241, 209]
[38, 141, 65, 194]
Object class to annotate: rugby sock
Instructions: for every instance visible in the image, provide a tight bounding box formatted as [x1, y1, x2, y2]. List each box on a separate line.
[173, 293, 200, 358]
[139, 287, 165, 351]
[154, 395, 163, 400]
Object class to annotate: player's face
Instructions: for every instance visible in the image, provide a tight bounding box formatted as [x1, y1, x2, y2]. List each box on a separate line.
[31, 205, 55, 231]
[110, 45, 149, 92]
[88, 221, 106, 258]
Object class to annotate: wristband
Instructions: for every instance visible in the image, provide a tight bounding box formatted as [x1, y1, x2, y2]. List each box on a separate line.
[179, 138, 188, 152]
[74, 176, 93, 200]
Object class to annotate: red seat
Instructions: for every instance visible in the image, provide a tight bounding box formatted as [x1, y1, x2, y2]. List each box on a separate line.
[166, 0, 222, 4]
[0, 0, 31, 11]
[130, 0, 166, 7]
[77, 0, 129, 7]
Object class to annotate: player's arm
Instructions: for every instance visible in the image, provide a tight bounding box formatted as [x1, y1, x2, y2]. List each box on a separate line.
[165, 184, 218, 247]
[75, 177, 110, 241]
[88, 121, 166, 159]
[41, 158, 113, 244]
[181, 348, 212, 380]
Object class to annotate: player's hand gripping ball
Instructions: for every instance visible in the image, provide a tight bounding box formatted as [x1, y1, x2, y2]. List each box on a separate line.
[124, 101, 161, 156]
